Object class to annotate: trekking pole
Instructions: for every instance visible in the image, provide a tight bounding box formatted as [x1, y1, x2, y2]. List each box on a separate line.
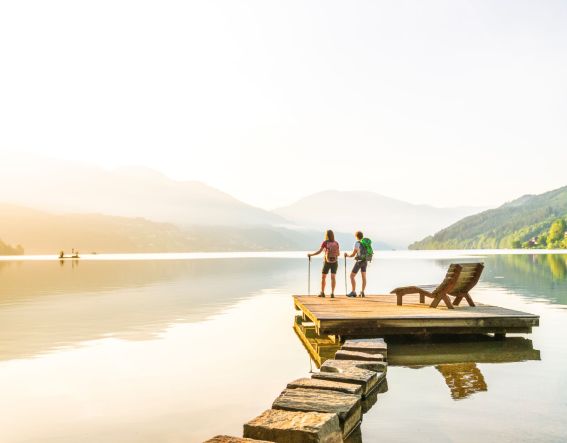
[308, 256, 311, 295]
[344, 255, 348, 295]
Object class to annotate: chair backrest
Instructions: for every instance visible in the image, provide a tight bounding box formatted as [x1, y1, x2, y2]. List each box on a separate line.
[449, 263, 484, 294]
[433, 264, 463, 294]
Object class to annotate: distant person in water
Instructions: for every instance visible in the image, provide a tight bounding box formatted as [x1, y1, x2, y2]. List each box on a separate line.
[307, 229, 340, 298]
[345, 231, 373, 297]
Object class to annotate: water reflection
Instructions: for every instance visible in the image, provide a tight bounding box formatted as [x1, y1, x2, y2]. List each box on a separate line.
[0, 252, 565, 442]
[294, 314, 540, 402]
[435, 363, 487, 400]
[432, 254, 567, 306]
[0, 258, 303, 361]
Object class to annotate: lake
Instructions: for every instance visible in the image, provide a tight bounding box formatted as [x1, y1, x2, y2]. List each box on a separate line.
[0, 251, 566, 442]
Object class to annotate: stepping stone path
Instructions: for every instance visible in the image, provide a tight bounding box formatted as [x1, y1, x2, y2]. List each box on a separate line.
[335, 349, 385, 362]
[342, 338, 388, 358]
[204, 437, 273, 443]
[204, 337, 388, 442]
[313, 359, 387, 396]
[287, 377, 363, 396]
[243, 409, 342, 443]
[272, 388, 361, 437]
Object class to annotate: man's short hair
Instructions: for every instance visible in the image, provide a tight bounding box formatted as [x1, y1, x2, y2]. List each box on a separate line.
[355, 231, 363, 240]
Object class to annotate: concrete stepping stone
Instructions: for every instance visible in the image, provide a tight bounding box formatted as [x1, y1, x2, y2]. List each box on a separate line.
[203, 436, 272, 443]
[243, 409, 342, 443]
[312, 359, 386, 396]
[323, 358, 388, 374]
[335, 349, 384, 362]
[341, 338, 387, 358]
[272, 388, 361, 438]
[287, 377, 363, 396]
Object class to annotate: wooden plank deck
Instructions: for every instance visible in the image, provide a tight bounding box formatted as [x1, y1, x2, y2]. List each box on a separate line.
[293, 295, 539, 337]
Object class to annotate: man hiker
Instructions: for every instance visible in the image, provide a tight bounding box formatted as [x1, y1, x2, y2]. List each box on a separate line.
[344, 231, 373, 297]
[308, 229, 340, 298]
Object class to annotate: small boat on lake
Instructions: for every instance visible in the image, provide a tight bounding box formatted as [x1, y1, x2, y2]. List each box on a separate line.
[58, 249, 80, 259]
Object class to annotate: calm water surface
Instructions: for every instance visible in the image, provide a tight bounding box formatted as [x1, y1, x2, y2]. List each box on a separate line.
[0, 251, 566, 442]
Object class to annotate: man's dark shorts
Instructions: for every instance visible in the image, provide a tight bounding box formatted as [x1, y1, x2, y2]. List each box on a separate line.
[352, 260, 367, 274]
[322, 261, 338, 275]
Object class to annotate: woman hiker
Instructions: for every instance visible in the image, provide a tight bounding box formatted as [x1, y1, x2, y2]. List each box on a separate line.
[307, 229, 340, 298]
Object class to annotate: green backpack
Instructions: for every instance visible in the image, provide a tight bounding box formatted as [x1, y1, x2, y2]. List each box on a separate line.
[359, 238, 374, 262]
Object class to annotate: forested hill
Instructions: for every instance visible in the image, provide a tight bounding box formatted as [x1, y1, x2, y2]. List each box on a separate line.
[0, 238, 24, 255]
[410, 185, 567, 250]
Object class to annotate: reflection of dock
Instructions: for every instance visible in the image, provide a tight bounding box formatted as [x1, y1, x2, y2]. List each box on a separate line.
[388, 336, 540, 366]
[294, 295, 539, 337]
[293, 316, 341, 368]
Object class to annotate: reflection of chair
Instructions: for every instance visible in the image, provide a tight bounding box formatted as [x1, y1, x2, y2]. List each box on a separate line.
[391, 263, 484, 309]
[435, 363, 487, 400]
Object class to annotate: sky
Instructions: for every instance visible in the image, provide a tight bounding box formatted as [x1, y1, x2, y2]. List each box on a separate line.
[1, 0, 566, 210]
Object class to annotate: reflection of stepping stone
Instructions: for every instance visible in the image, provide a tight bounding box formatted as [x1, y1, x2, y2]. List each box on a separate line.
[335, 349, 385, 362]
[287, 377, 363, 396]
[312, 360, 386, 396]
[272, 388, 361, 438]
[203, 436, 272, 442]
[342, 338, 388, 358]
[244, 409, 342, 443]
[361, 388, 378, 413]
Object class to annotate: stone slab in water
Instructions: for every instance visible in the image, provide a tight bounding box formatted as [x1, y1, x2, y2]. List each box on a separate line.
[272, 388, 361, 437]
[323, 358, 388, 374]
[342, 338, 388, 358]
[335, 349, 384, 362]
[243, 408, 342, 443]
[312, 359, 386, 396]
[287, 377, 363, 396]
[203, 436, 272, 443]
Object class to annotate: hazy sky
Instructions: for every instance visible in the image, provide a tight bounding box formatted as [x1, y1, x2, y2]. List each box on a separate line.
[1, 1, 566, 209]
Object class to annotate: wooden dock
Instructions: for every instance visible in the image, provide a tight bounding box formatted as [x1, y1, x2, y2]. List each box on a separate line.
[294, 294, 539, 338]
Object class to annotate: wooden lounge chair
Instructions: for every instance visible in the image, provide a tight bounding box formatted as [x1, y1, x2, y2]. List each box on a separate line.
[390, 263, 484, 309]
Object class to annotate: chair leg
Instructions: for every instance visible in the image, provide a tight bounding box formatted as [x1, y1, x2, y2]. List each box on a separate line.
[442, 295, 455, 309]
[430, 292, 454, 309]
[464, 293, 475, 307]
[397, 293, 403, 306]
[430, 292, 443, 308]
[419, 293, 425, 304]
[453, 294, 463, 306]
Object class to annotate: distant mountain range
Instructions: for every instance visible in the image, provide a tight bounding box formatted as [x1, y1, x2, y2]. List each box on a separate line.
[410, 185, 567, 249]
[273, 190, 485, 248]
[0, 204, 339, 254]
[1, 155, 489, 252]
[0, 155, 284, 227]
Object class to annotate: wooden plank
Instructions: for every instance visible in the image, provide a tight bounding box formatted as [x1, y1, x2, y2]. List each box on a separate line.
[272, 388, 361, 438]
[287, 378, 363, 396]
[243, 409, 342, 443]
[292, 295, 539, 337]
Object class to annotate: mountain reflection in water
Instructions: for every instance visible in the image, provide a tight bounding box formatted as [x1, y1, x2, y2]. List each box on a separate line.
[0, 257, 303, 361]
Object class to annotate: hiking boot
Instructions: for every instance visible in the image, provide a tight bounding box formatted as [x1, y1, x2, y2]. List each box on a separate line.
[347, 291, 357, 298]
[330, 293, 335, 298]
[359, 291, 365, 298]
[318, 292, 325, 298]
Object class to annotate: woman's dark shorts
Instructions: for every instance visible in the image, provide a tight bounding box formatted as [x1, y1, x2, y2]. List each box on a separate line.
[352, 260, 367, 274]
[322, 261, 338, 275]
